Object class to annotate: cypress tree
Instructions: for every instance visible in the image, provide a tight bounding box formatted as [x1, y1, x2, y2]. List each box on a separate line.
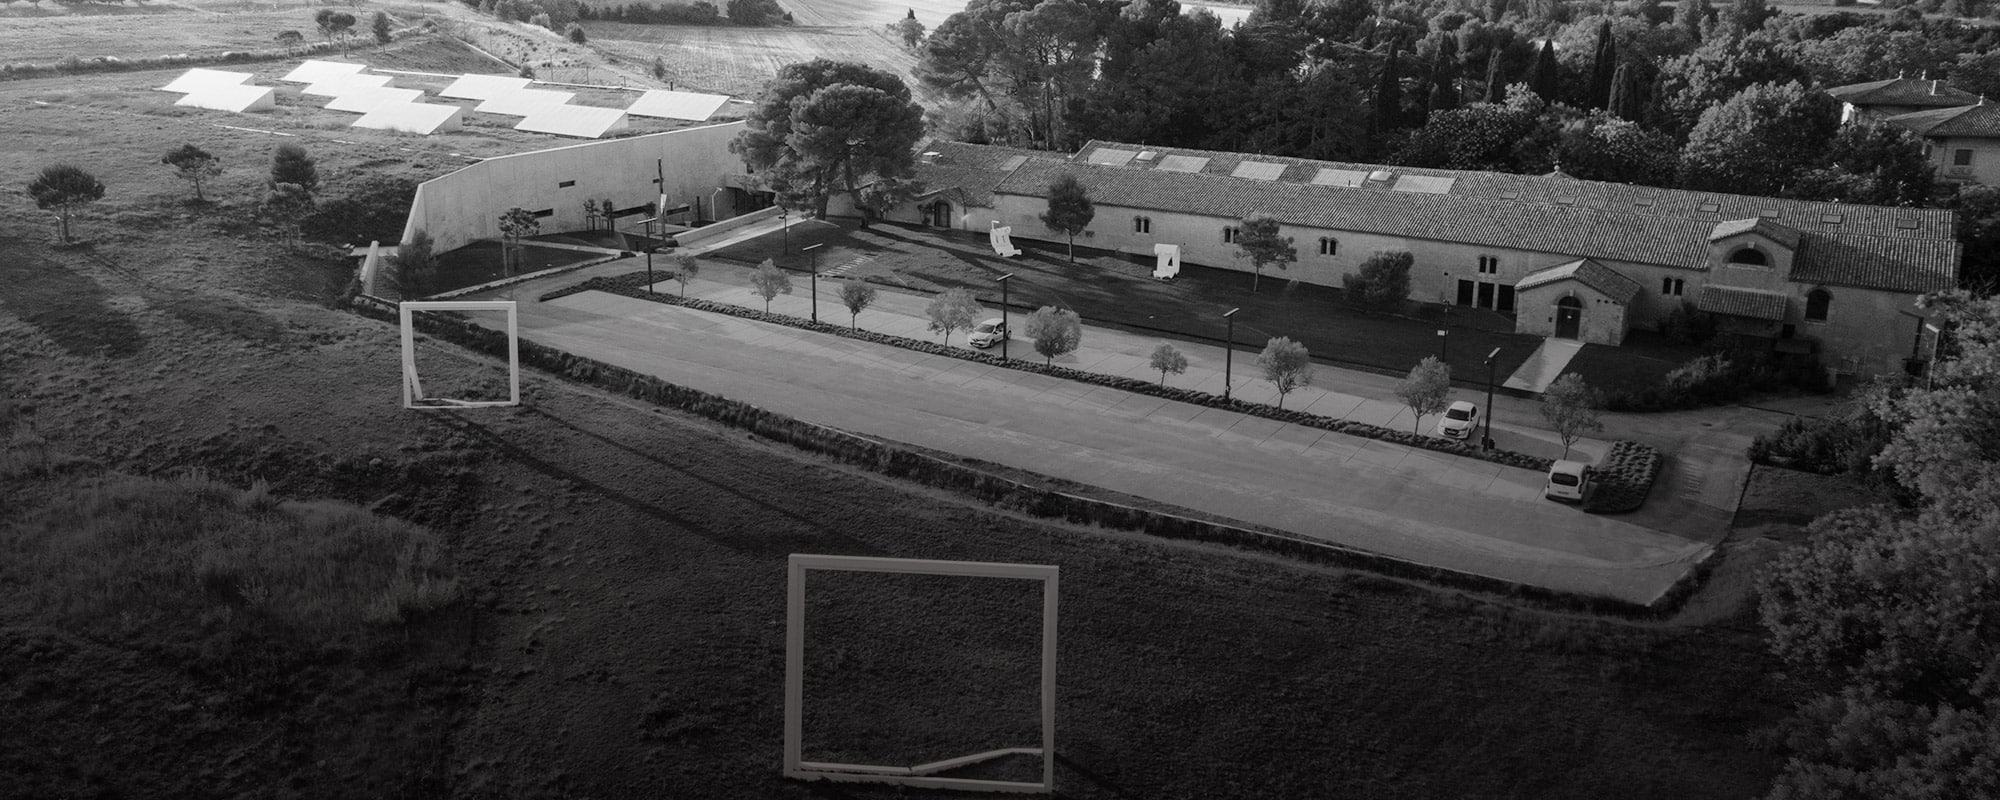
[1588, 20, 1616, 110]
[1373, 36, 1403, 136]
[1608, 62, 1644, 120]
[1482, 48, 1504, 103]
[1526, 39, 1558, 104]
[1427, 34, 1460, 116]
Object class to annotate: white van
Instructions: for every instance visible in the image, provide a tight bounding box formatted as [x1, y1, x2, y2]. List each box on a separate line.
[1544, 460, 1592, 503]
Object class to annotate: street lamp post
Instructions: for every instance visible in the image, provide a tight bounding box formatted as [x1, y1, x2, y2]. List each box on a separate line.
[803, 243, 823, 323]
[1437, 328, 1449, 363]
[1482, 346, 1501, 451]
[780, 206, 790, 256]
[996, 272, 1015, 361]
[645, 247, 654, 295]
[1223, 307, 1241, 402]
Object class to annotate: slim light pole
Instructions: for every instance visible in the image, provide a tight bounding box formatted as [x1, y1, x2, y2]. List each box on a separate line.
[645, 247, 654, 295]
[1223, 307, 1241, 402]
[780, 206, 790, 256]
[1437, 328, 1449, 363]
[996, 272, 1016, 361]
[804, 243, 823, 323]
[1482, 346, 1501, 451]
[1926, 322, 1943, 390]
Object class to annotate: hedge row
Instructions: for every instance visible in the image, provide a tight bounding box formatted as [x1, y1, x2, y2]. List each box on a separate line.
[543, 272, 1556, 473]
[1582, 441, 1663, 514]
[355, 295, 1685, 617]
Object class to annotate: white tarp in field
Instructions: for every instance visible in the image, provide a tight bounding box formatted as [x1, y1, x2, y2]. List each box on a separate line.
[352, 102, 464, 135]
[280, 60, 367, 84]
[624, 90, 732, 121]
[515, 104, 629, 138]
[474, 88, 575, 117]
[990, 222, 1020, 258]
[174, 84, 277, 113]
[439, 74, 532, 100]
[302, 73, 393, 97]
[157, 68, 254, 94]
[324, 87, 425, 113]
[1153, 243, 1181, 279]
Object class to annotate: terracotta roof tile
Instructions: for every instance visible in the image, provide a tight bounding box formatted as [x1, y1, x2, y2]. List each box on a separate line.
[1885, 103, 2000, 139]
[1826, 77, 1980, 108]
[1696, 286, 1791, 320]
[1516, 258, 1644, 304]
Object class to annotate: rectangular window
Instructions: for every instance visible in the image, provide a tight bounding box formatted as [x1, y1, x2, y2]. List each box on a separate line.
[1956, 149, 1975, 166]
[1477, 256, 1498, 275]
[1496, 284, 1515, 313]
[1476, 281, 1495, 309]
[1661, 277, 1684, 296]
[558, 180, 576, 188]
[1457, 279, 1475, 306]
[1222, 226, 1241, 243]
[532, 208, 554, 218]
[1318, 237, 1338, 256]
[1134, 216, 1150, 234]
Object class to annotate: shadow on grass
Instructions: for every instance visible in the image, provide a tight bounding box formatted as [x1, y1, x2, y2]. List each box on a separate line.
[0, 240, 145, 357]
[150, 288, 288, 346]
[434, 242, 602, 294]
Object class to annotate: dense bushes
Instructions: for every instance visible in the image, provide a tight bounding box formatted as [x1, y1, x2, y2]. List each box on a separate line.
[1581, 441, 1662, 513]
[304, 176, 418, 247]
[1747, 411, 1889, 476]
[578, 0, 725, 24]
[545, 272, 1554, 473]
[1656, 302, 1718, 345]
[1604, 341, 1829, 411]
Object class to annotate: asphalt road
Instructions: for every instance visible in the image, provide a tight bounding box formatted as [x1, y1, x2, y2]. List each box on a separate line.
[460, 260, 1730, 605]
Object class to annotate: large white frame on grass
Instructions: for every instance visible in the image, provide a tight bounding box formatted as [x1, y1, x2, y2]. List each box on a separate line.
[398, 301, 520, 410]
[785, 554, 1057, 794]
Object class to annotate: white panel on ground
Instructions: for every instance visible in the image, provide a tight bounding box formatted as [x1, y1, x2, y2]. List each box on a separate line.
[514, 105, 629, 138]
[352, 102, 464, 135]
[624, 89, 732, 121]
[302, 73, 394, 97]
[157, 68, 254, 94]
[174, 85, 277, 113]
[438, 74, 533, 100]
[474, 88, 576, 117]
[324, 87, 425, 113]
[280, 59, 368, 84]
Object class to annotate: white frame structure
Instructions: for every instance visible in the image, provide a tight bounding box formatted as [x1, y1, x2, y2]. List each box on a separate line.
[398, 301, 521, 410]
[785, 554, 1057, 794]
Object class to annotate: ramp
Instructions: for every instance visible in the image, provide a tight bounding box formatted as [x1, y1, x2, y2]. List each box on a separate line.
[1502, 339, 1584, 392]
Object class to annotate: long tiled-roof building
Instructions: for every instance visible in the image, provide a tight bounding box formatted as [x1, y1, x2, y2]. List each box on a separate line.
[848, 139, 1960, 378]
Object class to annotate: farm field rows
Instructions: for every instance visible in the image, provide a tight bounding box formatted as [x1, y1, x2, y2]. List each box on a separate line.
[586, 21, 929, 100]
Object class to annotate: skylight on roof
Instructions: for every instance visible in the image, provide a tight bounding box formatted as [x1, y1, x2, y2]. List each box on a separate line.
[999, 155, 1028, 171]
[1821, 213, 1844, 224]
[1760, 209, 1781, 219]
[1087, 148, 1138, 167]
[1500, 190, 1521, 200]
[1554, 196, 1577, 206]
[1634, 198, 1656, 208]
[1137, 150, 1157, 161]
[1895, 218, 1922, 230]
[1698, 201, 1721, 213]
[1392, 175, 1455, 194]
[1368, 170, 1394, 182]
[1232, 161, 1286, 181]
[1312, 168, 1368, 187]
[1155, 154, 1209, 173]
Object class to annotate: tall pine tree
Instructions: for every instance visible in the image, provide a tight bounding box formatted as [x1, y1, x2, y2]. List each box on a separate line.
[1588, 20, 1617, 110]
[1427, 34, 1460, 117]
[1373, 36, 1404, 140]
[1526, 40, 1558, 104]
[1608, 62, 1643, 120]
[1483, 48, 1504, 103]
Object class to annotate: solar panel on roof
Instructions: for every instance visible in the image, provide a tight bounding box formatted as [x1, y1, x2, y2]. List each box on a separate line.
[1312, 168, 1368, 186]
[1232, 161, 1285, 180]
[1391, 175, 1455, 194]
[1088, 148, 1138, 166]
[1154, 155, 1209, 173]
[624, 89, 731, 121]
[999, 155, 1028, 171]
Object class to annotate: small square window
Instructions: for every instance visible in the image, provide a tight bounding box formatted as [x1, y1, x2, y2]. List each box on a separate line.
[1661, 277, 1684, 296]
[1134, 216, 1151, 234]
[1477, 256, 1498, 274]
[1319, 237, 1337, 256]
[532, 208, 555, 218]
[1223, 226, 1241, 244]
[558, 180, 576, 188]
[1955, 149, 1975, 167]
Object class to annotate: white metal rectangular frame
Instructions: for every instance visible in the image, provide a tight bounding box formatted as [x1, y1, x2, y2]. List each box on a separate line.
[785, 554, 1057, 794]
[399, 301, 521, 410]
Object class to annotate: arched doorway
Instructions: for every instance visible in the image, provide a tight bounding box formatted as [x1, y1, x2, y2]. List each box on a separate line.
[1555, 295, 1582, 339]
[923, 200, 952, 229]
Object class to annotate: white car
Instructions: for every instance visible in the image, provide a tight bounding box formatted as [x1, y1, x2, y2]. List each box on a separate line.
[1435, 400, 1478, 440]
[968, 317, 1008, 348]
[1545, 460, 1592, 503]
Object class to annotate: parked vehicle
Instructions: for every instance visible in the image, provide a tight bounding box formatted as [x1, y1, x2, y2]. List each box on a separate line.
[1544, 459, 1592, 503]
[1435, 400, 1478, 440]
[968, 318, 1008, 348]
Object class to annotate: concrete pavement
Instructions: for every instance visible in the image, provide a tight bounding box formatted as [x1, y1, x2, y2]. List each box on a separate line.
[458, 253, 1755, 605]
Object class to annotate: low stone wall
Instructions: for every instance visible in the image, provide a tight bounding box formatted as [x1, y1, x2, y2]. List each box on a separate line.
[674, 206, 782, 249]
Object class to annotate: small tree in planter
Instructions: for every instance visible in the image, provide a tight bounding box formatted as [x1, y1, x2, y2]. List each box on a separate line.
[750, 259, 792, 312]
[926, 286, 981, 344]
[1257, 336, 1315, 409]
[1540, 373, 1605, 459]
[1235, 212, 1297, 293]
[1150, 342, 1188, 387]
[674, 253, 700, 297]
[1344, 249, 1413, 308]
[27, 164, 105, 244]
[1396, 356, 1452, 434]
[497, 207, 540, 275]
[840, 279, 877, 330]
[1026, 306, 1082, 365]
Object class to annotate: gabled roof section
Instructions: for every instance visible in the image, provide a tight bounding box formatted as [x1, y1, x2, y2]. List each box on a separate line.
[1515, 258, 1643, 304]
[1826, 77, 1980, 109]
[1696, 286, 1790, 321]
[1710, 217, 1801, 249]
[1885, 102, 2000, 139]
[907, 140, 1055, 207]
[909, 140, 1960, 294]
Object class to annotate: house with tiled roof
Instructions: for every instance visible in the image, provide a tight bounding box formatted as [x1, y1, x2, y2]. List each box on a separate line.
[1826, 76, 1980, 124]
[844, 139, 1959, 377]
[1884, 101, 2000, 185]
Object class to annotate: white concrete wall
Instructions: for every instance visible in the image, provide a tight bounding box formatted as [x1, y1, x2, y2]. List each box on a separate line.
[1927, 135, 2000, 185]
[403, 121, 748, 253]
